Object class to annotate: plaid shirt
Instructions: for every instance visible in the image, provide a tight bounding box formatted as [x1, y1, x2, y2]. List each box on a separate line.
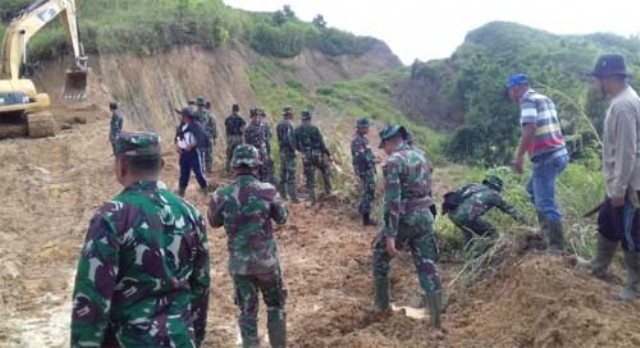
[519, 89, 566, 161]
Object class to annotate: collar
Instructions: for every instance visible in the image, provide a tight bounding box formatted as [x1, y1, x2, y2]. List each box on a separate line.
[123, 180, 165, 193]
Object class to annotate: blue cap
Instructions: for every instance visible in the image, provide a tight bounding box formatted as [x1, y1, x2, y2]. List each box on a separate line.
[506, 74, 529, 89]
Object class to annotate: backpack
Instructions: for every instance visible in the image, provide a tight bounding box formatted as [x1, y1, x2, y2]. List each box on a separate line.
[441, 184, 484, 215]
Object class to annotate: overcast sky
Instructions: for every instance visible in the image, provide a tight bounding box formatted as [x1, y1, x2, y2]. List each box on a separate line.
[224, 0, 639, 65]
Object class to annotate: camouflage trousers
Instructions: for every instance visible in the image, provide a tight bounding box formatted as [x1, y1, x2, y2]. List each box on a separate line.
[302, 151, 332, 195]
[264, 153, 276, 185]
[373, 213, 442, 294]
[233, 270, 287, 347]
[279, 151, 297, 187]
[358, 172, 376, 215]
[226, 135, 244, 172]
[450, 216, 497, 257]
[204, 138, 214, 173]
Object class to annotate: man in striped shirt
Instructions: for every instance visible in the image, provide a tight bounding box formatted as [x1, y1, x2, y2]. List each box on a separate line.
[507, 74, 569, 251]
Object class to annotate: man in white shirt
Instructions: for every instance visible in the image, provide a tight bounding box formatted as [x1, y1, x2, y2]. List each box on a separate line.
[175, 107, 209, 197]
[582, 54, 640, 301]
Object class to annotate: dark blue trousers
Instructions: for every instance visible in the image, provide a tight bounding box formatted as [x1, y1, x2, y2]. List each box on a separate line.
[179, 149, 208, 190]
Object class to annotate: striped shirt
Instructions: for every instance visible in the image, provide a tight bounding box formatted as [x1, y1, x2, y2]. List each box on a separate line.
[519, 89, 566, 161]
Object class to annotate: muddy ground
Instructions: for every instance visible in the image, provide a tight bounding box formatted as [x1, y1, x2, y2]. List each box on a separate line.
[1, 109, 639, 348]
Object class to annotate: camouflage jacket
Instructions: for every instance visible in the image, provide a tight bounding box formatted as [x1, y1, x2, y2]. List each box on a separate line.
[208, 174, 288, 275]
[225, 113, 246, 137]
[276, 119, 296, 155]
[351, 133, 376, 176]
[71, 181, 210, 347]
[382, 143, 433, 239]
[450, 183, 523, 224]
[109, 111, 123, 143]
[294, 123, 330, 156]
[261, 121, 273, 155]
[195, 110, 217, 140]
[245, 121, 268, 158]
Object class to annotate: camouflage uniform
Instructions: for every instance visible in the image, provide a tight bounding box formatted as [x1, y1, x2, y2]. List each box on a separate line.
[194, 97, 217, 173]
[294, 111, 332, 204]
[448, 178, 525, 247]
[225, 106, 246, 173]
[71, 133, 210, 347]
[245, 110, 270, 182]
[277, 106, 298, 202]
[208, 145, 288, 348]
[351, 118, 377, 223]
[373, 125, 442, 327]
[259, 110, 276, 185]
[109, 104, 123, 154]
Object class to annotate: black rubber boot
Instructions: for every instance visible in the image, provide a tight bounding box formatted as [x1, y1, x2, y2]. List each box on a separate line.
[287, 183, 300, 204]
[373, 276, 390, 312]
[267, 309, 287, 348]
[425, 291, 442, 328]
[577, 234, 618, 277]
[547, 220, 565, 252]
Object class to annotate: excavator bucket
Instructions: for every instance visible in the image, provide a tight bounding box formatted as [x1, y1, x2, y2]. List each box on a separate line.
[62, 68, 88, 100]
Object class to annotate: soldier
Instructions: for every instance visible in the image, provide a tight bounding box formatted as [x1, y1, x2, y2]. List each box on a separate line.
[294, 110, 333, 205]
[194, 97, 217, 174]
[71, 132, 211, 347]
[225, 104, 247, 173]
[245, 108, 270, 182]
[351, 117, 379, 226]
[372, 124, 443, 328]
[175, 107, 209, 197]
[443, 176, 526, 252]
[404, 131, 438, 217]
[277, 106, 300, 203]
[259, 109, 276, 185]
[208, 145, 288, 348]
[108, 101, 123, 154]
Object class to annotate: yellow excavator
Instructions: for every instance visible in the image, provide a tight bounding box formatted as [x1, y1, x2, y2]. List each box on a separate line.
[0, 0, 89, 139]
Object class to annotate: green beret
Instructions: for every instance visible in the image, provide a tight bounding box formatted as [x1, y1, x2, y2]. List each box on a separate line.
[114, 132, 161, 157]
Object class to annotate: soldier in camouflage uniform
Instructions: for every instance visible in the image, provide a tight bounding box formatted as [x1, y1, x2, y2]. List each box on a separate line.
[225, 104, 247, 173]
[294, 110, 333, 205]
[351, 117, 379, 226]
[277, 106, 299, 203]
[245, 109, 270, 182]
[194, 97, 217, 174]
[108, 102, 123, 154]
[208, 144, 288, 348]
[373, 124, 443, 328]
[404, 131, 438, 218]
[71, 132, 211, 347]
[445, 176, 526, 249]
[259, 109, 276, 185]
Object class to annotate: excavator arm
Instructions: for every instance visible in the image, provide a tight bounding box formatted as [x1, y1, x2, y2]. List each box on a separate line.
[1, 0, 88, 98]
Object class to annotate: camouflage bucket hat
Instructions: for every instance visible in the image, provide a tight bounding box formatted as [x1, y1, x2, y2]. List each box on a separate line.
[357, 117, 373, 129]
[483, 175, 504, 192]
[250, 108, 259, 117]
[114, 132, 161, 157]
[301, 110, 313, 120]
[232, 144, 263, 168]
[378, 124, 406, 148]
[196, 96, 206, 106]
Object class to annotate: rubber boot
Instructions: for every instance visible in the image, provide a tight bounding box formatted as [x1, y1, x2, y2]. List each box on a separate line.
[308, 189, 317, 206]
[241, 336, 259, 348]
[362, 213, 378, 226]
[425, 291, 442, 328]
[177, 187, 186, 198]
[267, 309, 287, 348]
[618, 251, 640, 301]
[278, 184, 288, 201]
[373, 276, 390, 312]
[287, 183, 300, 204]
[546, 220, 565, 252]
[323, 174, 333, 196]
[577, 234, 618, 277]
[537, 212, 548, 236]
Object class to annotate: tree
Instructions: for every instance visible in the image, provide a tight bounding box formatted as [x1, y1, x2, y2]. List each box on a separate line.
[272, 10, 286, 26]
[312, 14, 327, 29]
[283, 5, 295, 19]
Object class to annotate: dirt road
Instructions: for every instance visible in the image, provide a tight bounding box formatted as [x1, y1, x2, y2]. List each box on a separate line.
[1, 114, 639, 347]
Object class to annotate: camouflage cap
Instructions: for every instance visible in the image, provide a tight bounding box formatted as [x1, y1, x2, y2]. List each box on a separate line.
[282, 106, 293, 115]
[378, 124, 406, 148]
[357, 117, 373, 129]
[483, 175, 504, 192]
[114, 132, 161, 157]
[232, 144, 262, 168]
[301, 110, 313, 120]
[196, 96, 206, 106]
[258, 109, 267, 117]
[250, 108, 259, 117]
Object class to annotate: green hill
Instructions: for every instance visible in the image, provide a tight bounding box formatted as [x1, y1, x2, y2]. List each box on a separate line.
[404, 21, 640, 166]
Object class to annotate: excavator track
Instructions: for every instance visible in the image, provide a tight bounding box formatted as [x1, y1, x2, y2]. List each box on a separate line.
[27, 111, 55, 138]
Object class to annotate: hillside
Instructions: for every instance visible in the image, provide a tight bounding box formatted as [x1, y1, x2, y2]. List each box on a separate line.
[396, 21, 640, 165]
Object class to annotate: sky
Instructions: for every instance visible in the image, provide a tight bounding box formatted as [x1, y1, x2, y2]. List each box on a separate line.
[224, 0, 639, 65]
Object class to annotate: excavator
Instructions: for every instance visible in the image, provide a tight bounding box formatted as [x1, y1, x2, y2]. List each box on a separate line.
[0, 0, 89, 139]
